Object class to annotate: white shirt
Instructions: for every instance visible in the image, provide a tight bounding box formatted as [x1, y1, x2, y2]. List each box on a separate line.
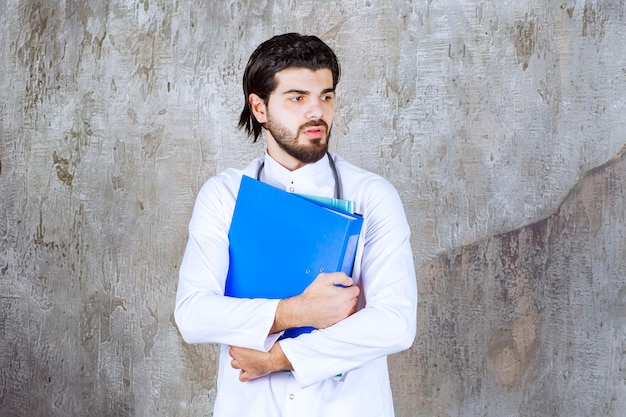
[175, 152, 417, 417]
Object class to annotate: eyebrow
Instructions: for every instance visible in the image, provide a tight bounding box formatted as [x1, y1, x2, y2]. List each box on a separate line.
[282, 87, 335, 95]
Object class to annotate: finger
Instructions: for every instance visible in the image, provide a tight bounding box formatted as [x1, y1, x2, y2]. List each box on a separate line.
[350, 283, 360, 296]
[329, 273, 352, 287]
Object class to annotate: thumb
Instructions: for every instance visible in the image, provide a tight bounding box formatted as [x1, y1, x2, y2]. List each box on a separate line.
[329, 272, 353, 287]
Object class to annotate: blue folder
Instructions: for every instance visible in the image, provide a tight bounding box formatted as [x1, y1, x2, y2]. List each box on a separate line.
[225, 175, 363, 338]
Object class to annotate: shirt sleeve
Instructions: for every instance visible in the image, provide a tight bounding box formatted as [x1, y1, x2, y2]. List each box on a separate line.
[278, 176, 418, 387]
[174, 174, 282, 352]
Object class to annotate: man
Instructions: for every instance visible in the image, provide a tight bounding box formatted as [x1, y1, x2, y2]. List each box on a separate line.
[175, 33, 417, 417]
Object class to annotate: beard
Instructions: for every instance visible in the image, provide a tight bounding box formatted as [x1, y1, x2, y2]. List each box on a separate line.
[266, 117, 331, 164]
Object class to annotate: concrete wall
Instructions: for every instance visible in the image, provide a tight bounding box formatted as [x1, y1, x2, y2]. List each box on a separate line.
[1, 0, 624, 416]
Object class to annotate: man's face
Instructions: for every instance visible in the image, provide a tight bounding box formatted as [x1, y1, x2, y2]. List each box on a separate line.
[251, 67, 336, 168]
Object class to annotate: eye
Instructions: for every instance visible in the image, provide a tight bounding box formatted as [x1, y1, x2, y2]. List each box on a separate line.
[321, 94, 334, 102]
[289, 96, 303, 102]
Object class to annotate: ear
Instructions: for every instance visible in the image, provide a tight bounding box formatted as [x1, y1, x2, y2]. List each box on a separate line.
[249, 94, 267, 124]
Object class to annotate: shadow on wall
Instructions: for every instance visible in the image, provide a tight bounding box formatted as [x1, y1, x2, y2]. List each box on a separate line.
[416, 144, 626, 416]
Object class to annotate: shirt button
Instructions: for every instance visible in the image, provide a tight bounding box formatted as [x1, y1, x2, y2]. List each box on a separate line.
[289, 394, 295, 400]
[289, 186, 295, 192]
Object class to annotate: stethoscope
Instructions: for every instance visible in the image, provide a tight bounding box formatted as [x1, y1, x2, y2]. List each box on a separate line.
[255, 152, 343, 200]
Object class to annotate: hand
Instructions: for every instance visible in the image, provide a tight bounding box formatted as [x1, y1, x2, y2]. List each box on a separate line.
[229, 343, 292, 382]
[300, 272, 360, 328]
[272, 272, 360, 333]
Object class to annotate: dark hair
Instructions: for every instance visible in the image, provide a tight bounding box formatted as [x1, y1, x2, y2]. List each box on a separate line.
[238, 33, 341, 141]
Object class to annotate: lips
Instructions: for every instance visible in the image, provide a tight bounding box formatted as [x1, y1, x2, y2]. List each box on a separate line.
[303, 126, 325, 139]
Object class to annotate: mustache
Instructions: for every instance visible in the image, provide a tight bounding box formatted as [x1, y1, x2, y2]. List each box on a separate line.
[299, 119, 329, 131]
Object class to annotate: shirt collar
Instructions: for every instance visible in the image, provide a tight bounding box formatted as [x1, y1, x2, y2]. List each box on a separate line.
[260, 151, 335, 198]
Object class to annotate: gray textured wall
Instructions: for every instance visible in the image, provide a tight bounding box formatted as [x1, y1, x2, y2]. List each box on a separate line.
[1, 0, 625, 416]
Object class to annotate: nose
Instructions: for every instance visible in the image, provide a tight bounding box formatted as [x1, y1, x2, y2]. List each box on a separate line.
[305, 99, 324, 120]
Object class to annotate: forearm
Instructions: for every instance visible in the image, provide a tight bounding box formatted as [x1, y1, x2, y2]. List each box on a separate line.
[230, 341, 293, 381]
[175, 288, 281, 350]
[281, 298, 416, 387]
[270, 297, 305, 334]
[271, 342, 293, 372]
